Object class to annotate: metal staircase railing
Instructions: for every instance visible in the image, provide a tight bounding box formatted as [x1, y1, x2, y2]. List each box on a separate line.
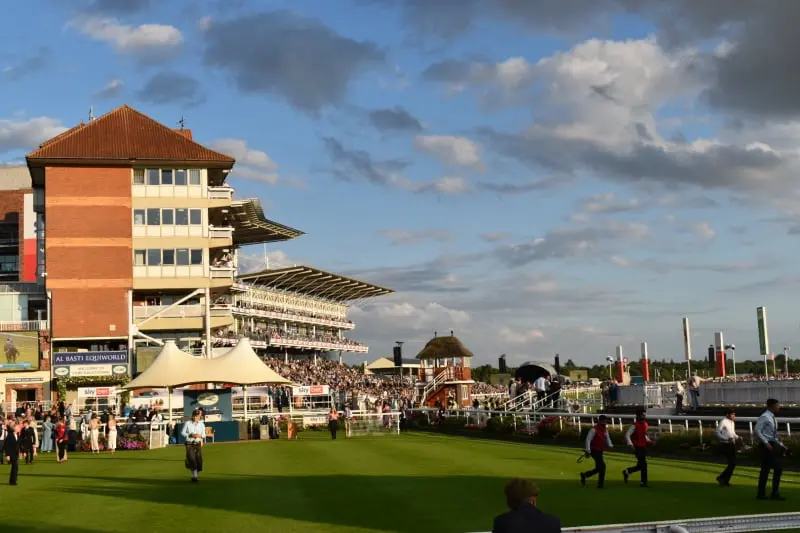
[503, 390, 562, 412]
[421, 367, 454, 404]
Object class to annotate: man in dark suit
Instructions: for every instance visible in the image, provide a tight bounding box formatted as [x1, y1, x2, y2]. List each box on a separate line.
[492, 478, 561, 533]
[5, 419, 19, 485]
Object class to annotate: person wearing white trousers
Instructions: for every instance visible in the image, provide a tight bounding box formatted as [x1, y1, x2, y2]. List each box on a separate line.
[107, 416, 117, 454]
[89, 414, 100, 454]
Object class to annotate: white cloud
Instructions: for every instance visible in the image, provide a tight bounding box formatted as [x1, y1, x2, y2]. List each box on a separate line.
[94, 78, 124, 99]
[68, 16, 183, 60]
[378, 229, 451, 245]
[684, 221, 716, 241]
[211, 139, 280, 185]
[391, 175, 470, 195]
[0, 117, 66, 153]
[198, 16, 213, 32]
[352, 301, 470, 332]
[415, 135, 483, 170]
[499, 326, 545, 344]
[237, 249, 295, 274]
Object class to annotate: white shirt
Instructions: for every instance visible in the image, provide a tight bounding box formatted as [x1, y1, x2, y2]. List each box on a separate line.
[755, 409, 784, 448]
[716, 418, 737, 442]
[674, 381, 684, 394]
[533, 377, 548, 392]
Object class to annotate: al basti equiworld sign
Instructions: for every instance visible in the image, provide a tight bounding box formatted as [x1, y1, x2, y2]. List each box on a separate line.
[53, 351, 129, 379]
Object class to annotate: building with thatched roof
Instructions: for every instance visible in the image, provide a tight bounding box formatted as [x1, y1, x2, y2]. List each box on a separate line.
[415, 331, 474, 408]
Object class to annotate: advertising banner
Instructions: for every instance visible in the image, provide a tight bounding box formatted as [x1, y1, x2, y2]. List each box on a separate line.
[183, 389, 232, 422]
[291, 385, 330, 396]
[53, 350, 128, 379]
[757, 307, 769, 356]
[0, 331, 39, 372]
[77, 386, 118, 398]
[682, 317, 692, 361]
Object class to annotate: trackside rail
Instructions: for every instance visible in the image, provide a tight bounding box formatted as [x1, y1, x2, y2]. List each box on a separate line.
[468, 512, 800, 533]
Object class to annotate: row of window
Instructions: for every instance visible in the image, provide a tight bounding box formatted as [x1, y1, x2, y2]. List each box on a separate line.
[134, 208, 203, 226]
[0, 255, 18, 273]
[134, 248, 204, 267]
[133, 169, 202, 186]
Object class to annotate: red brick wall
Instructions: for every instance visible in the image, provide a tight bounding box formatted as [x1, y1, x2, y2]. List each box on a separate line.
[45, 166, 131, 338]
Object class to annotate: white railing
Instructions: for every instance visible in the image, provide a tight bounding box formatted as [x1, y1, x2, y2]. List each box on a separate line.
[213, 335, 368, 353]
[503, 390, 533, 410]
[209, 226, 234, 239]
[470, 513, 800, 533]
[207, 186, 233, 201]
[134, 304, 204, 319]
[231, 305, 355, 329]
[0, 319, 48, 331]
[235, 285, 348, 322]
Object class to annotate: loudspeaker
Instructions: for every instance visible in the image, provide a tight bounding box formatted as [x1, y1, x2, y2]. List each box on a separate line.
[393, 346, 402, 367]
[708, 345, 715, 364]
[499, 355, 507, 373]
[554, 354, 561, 376]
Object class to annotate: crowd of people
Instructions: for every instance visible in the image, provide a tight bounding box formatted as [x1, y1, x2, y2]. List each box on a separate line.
[212, 328, 366, 350]
[230, 296, 353, 327]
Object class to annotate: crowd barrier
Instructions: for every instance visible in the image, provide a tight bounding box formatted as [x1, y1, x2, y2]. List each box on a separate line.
[469, 512, 800, 533]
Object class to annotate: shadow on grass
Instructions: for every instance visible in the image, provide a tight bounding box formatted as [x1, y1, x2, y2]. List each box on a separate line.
[22, 472, 797, 533]
[2, 521, 102, 533]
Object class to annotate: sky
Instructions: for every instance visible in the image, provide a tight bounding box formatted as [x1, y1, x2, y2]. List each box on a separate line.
[1, 0, 800, 368]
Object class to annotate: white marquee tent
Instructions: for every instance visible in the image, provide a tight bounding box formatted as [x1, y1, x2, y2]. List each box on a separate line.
[125, 338, 292, 420]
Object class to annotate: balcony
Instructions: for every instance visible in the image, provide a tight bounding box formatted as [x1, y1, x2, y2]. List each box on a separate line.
[212, 333, 368, 353]
[134, 304, 233, 331]
[231, 305, 355, 330]
[208, 186, 234, 206]
[208, 226, 234, 247]
[0, 320, 49, 332]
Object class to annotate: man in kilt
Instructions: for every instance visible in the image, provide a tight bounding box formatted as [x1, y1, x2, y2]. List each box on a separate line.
[181, 409, 206, 483]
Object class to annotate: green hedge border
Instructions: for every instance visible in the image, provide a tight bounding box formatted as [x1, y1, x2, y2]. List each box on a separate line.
[410, 415, 800, 469]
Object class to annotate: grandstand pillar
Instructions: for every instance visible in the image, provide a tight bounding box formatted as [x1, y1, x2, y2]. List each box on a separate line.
[714, 332, 726, 378]
[338, 350, 342, 364]
[204, 288, 212, 359]
[640, 341, 650, 382]
[615, 345, 625, 383]
[127, 289, 134, 375]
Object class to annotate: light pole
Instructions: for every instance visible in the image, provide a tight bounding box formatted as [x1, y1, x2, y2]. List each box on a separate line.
[725, 344, 736, 380]
[605, 356, 614, 381]
[785, 347, 790, 376]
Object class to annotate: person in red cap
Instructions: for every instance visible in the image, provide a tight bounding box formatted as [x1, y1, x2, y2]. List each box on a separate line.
[623, 407, 651, 487]
[581, 414, 613, 488]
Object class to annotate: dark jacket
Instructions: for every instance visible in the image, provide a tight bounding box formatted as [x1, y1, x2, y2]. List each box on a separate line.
[4, 430, 19, 457]
[492, 504, 561, 533]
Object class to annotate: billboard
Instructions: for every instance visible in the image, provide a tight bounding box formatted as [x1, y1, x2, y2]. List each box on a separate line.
[52, 350, 128, 379]
[0, 331, 39, 372]
[292, 385, 330, 396]
[183, 389, 232, 422]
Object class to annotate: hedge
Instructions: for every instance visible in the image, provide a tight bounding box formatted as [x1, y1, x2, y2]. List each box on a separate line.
[410, 414, 800, 468]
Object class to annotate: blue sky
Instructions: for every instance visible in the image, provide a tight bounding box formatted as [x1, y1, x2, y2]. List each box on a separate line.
[2, 0, 799, 368]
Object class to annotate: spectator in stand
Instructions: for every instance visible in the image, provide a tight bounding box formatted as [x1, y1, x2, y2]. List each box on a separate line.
[492, 478, 561, 533]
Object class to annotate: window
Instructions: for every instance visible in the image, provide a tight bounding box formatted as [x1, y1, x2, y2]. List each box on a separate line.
[161, 209, 174, 225]
[0, 255, 18, 273]
[162, 249, 175, 265]
[190, 249, 203, 265]
[134, 250, 146, 266]
[133, 169, 145, 185]
[189, 209, 202, 225]
[175, 169, 187, 186]
[161, 169, 173, 185]
[175, 208, 188, 225]
[147, 169, 160, 185]
[133, 209, 145, 225]
[189, 169, 201, 185]
[146, 208, 160, 225]
[176, 248, 190, 266]
[147, 249, 161, 266]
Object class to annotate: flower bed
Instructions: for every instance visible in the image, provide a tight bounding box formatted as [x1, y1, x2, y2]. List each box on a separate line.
[78, 433, 149, 452]
[409, 415, 800, 468]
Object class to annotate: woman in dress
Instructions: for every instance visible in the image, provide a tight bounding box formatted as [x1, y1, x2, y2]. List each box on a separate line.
[89, 414, 100, 454]
[181, 409, 205, 483]
[55, 417, 68, 463]
[328, 407, 339, 440]
[40, 415, 54, 453]
[106, 415, 117, 454]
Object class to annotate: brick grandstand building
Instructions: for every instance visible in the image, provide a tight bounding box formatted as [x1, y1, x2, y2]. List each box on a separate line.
[7, 104, 391, 394]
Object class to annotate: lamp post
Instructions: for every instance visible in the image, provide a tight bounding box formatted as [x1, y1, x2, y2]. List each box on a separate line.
[785, 347, 790, 376]
[725, 344, 736, 380]
[605, 356, 614, 381]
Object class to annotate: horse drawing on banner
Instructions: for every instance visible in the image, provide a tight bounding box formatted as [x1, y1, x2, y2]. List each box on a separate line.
[5, 337, 19, 363]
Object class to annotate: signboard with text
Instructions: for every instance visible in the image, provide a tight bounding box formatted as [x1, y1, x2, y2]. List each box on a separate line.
[53, 351, 128, 379]
[77, 387, 118, 398]
[0, 331, 40, 372]
[291, 385, 330, 396]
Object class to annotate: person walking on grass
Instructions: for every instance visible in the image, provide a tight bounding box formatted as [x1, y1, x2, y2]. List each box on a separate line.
[755, 399, 788, 501]
[55, 417, 68, 463]
[328, 407, 339, 440]
[107, 415, 118, 454]
[89, 414, 100, 454]
[182, 409, 205, 483]
[4, 418, 19, 486]
[581, 415, 613, 489]
[715, 408, 741, 487]
[623, 407, 651, 488]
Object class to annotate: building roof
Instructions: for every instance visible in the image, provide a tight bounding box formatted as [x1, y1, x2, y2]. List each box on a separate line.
[237, 266, 394, 302]
[366, 357, 420, 370]
[416, 334, 474, 360]
[26, 105, 235, 165]
[229, 199, 303, 245]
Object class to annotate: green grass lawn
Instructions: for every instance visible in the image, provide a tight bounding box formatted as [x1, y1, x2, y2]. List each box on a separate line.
[0, 433, 797, 533]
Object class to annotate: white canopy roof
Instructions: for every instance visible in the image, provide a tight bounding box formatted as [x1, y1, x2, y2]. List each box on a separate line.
[125, 341, 206, 389]
[206, 337, 291, 386]
[125, 338, 292, 389]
